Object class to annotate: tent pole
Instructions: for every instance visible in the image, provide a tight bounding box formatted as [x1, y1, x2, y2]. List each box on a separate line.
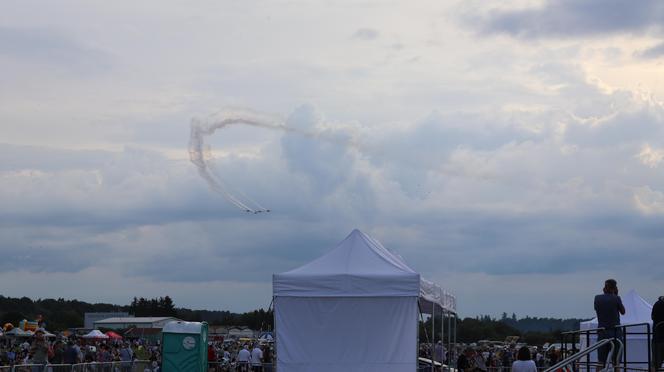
[441, 310, 445, 368]
[431, 302, 435, 372]
[453, 313, 457, 368]
[447, 311, 452, 368]
[273, 296, 277, 370]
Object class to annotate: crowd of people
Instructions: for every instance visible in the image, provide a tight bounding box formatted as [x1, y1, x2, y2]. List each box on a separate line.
[453, 344, 560, 372]
[0, 328, 276, 372]
[418, 341, 562, 372]
[0, 329, 161, 371]
[207, 340, 274, 372]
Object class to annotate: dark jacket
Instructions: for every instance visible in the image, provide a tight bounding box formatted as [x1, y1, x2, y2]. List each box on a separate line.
[653, 297, 664, 342]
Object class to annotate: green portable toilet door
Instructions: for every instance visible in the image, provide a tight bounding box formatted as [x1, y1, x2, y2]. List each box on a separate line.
[162, 321, 208, 372]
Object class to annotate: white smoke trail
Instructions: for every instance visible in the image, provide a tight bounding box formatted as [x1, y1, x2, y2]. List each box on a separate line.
[189, 108, 361, 213]
[188, 109, 283, 213]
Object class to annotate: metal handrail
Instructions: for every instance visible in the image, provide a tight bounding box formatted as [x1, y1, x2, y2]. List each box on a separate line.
[561, 322, 653, 371]
[607, 338, 624, 371]
[544, 338, 622, 372]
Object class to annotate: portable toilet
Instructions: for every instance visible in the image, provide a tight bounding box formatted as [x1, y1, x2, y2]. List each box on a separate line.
[162, 321, 208, 372]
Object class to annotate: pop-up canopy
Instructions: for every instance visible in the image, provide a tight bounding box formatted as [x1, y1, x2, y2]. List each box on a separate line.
[273, 229, 456, 372]
[82, 329, 109, 339]
[105, 331, 123, 340]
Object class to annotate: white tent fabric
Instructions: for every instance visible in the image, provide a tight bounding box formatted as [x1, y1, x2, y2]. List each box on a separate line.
[82, 329, 109, 339]
[273, 229, 455, 372]
[420, 278, 457, 314]
[580, 289, 653, 369]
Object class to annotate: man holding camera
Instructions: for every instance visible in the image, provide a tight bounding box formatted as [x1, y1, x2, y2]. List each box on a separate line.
[595, 279, 626, 371]
[653, 296, 664, 371]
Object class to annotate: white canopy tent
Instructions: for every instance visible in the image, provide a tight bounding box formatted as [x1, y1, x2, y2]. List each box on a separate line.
[82, 329, 109, 339]
[580, 289, 653, 369]
[273, 229, 456, 372]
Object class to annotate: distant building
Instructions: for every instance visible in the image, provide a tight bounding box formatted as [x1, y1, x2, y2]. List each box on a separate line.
[208, 325, 229, 339]
[84, 312, 130, 329]
[227, 326, 255, 339]
[93, 317, 181, 330]
[124, 328, 163, 345]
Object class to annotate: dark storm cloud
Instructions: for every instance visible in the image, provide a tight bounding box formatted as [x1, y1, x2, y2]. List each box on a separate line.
[475, 0, 664, 39]
[387, 211, 664, 278]
[132, 226, 339, 283]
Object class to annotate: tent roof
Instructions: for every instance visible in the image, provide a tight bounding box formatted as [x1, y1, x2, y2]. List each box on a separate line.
[83, 329, 109, 339]
[273, 229, 456, 312]
[581, 289, 653, 327]
[105, 331, 123, 339]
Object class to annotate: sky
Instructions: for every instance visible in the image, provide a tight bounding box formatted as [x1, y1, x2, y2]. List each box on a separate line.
[1, 0, 664, 319]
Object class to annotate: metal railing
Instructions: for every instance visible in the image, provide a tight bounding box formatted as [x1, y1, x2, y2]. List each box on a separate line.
[206, 361, 274, 371]
[561, 323, 652, 372]
[0, 360, 153, 372]
[545, 338, 621, 372]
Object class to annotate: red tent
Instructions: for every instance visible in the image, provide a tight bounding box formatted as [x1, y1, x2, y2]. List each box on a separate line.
[105, 331, 123, 340]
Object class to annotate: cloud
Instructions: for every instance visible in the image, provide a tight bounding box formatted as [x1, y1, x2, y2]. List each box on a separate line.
[474, 0, 664, 39]
[280, 105, 359, 195]
[3, 0, 664, 317]
[637, 41, 664, 59]
[634, 186, 664, 214]
[0, 26, 112, 75]
[352, 28, 380, 41]
[636, 144, 664, 168]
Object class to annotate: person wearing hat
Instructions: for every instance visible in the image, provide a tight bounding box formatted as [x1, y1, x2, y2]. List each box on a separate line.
[29, 328, 49, 371]
[653, 296, 664, 372]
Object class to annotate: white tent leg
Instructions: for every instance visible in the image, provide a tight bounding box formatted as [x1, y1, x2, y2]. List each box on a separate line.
[441, 310, 445, 368]
[432, 302, 435, 372]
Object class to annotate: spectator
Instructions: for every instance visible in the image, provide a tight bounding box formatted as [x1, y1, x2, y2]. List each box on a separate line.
[595, 279, 626, 371]
[237, 344, 251, 372]
[119, 342, 134, 372]
[435, 341, 446, 365]
[653, 296, 664, 372]
[29, 329, 49, 372]
[457, 348, 475, 372]
[512, 346, 537, 372]
[251, 344, 263, 372]
[64, 341, 79, 364]
[208, 342, 217, 371]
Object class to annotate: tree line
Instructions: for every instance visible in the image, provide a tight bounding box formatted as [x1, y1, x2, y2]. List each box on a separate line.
[1, 293, 583, 343]
[0, 294, 273, 332]
[419, 314, 588, 347]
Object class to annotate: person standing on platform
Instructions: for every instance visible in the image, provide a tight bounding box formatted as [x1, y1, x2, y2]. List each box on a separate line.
[653, 296, 664, 372]
[595, 279, 626, 372]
